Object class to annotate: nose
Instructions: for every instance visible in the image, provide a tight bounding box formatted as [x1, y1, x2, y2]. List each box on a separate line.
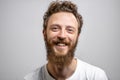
[57, 29, 66, 40]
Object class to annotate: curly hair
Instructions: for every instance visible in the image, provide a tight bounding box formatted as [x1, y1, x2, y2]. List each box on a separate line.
[43, 0, 83, 34]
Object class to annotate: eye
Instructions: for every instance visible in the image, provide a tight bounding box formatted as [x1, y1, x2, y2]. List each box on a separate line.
[50, 26, 59, 32]
[66, 27, 75, 34]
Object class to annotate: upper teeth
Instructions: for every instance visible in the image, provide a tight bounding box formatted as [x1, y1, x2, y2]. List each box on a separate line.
[57, 43, 65, 46]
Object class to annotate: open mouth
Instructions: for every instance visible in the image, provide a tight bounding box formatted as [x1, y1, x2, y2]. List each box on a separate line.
[56, 42, 67, 46]
[54, 42, 69, 50]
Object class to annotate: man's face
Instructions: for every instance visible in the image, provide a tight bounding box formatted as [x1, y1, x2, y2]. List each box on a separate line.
[43, 12, 79, 66]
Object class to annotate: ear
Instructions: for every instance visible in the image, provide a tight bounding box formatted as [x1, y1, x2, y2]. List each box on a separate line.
[77, 33, 80, 39]
[43, 30, 45, 36]
[43, 29, 46, 39]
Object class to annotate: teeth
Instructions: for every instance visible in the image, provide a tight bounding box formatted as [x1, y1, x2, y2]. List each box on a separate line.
[57, 43, 66, 46]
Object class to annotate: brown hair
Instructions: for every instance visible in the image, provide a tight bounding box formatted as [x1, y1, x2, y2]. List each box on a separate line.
[43, 0, 83, 34]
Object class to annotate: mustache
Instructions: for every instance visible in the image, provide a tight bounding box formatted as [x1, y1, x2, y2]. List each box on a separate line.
[52, 38, 70, 45]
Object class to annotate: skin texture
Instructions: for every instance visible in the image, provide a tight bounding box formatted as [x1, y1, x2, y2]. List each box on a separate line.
[43, 12, 79, 79]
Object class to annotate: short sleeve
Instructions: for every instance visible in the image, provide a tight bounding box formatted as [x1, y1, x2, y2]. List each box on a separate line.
[94, 68, 108, 80]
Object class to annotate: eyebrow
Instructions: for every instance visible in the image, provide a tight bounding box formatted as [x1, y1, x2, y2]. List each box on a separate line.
[49, 24, 75, 28]
[49, 24, 61, 28]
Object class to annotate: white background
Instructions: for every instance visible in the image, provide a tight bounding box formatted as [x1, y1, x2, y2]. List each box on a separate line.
[0, 0, 120, 80]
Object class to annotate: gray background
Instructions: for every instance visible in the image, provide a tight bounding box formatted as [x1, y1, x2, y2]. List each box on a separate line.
[0, 0, 120, 80]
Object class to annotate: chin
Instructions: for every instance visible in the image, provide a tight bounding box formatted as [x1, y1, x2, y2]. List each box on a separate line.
[54, 49, 68, 56]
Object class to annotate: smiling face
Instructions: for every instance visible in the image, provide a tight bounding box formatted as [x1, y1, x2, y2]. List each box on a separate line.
[43, 12, 79, 66]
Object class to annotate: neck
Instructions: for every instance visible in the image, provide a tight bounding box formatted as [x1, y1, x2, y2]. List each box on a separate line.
[47, 58, 77, 79]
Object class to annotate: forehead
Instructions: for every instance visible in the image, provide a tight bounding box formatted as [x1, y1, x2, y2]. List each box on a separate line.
[47, 12, 78, 28]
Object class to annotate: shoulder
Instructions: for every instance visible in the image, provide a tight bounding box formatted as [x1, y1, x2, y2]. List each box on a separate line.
[76, 58, 108, 80]
[24, 65, 45, 80]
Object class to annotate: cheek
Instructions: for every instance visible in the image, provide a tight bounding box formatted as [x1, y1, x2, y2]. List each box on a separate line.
[69, 35, 78, 42]
[46, 32, 58, 41]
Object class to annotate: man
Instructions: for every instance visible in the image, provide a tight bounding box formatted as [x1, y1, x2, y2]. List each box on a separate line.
[24, 1, 108, 80]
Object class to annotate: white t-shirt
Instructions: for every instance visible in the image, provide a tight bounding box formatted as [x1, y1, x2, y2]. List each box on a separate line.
[24, 58, 108, 80]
